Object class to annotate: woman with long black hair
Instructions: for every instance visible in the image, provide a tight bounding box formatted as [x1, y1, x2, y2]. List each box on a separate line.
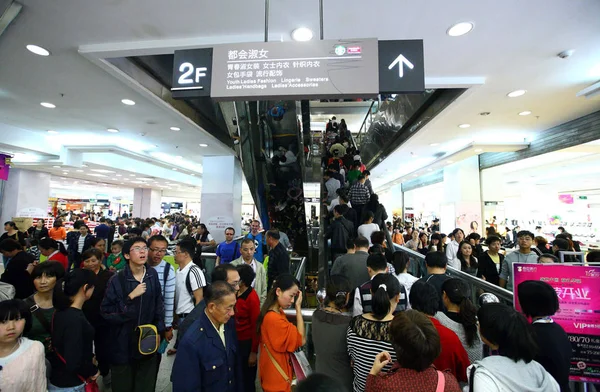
[457, 241, 478, 276]
[347, 273, 401, 392]
[258, 274, 305, 392]
[467, 303, 559, 391]
[49, 269, 98, 391]
[436, 278, 482, 363]
[312, 275, 353, 392]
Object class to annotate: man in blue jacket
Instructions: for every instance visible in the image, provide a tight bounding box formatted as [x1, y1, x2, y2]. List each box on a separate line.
[101, 238, 165, 392]
[172, 280, 243, 392]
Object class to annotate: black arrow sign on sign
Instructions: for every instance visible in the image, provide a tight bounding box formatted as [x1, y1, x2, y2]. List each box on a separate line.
[378, 40, 425, 94]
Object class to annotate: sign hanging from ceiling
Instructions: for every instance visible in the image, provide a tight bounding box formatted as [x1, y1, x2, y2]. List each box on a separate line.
[172, 38, 424, 100]
[378, 40, 425, 93]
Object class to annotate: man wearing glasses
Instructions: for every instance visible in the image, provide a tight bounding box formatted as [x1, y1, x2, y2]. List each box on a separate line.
[147, 235, 176, 358]
[216, 227, 241, 265]
[101, 238, 165, 392]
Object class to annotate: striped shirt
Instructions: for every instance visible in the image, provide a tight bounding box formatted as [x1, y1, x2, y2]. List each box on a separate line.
[349, 182, 370, 206]
[347, 316, 396, 392]
[151, 260, 176, 328]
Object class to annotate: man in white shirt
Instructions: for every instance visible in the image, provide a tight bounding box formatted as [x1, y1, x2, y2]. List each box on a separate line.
[175, 238, 206, 316]
[357, 211, 380, 247]
[324, 170, 341, 204]
[445, 228, 465, 270]
[162, 220, 174, 240]
[231, 239, 267, 305]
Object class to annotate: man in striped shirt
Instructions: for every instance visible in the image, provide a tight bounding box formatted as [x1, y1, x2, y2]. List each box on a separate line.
[148, 235, 176, 373]
[349, 174, 370, 223]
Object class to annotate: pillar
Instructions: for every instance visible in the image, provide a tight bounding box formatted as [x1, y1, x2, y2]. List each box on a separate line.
[0, 169, 51, 233]
[441, 156, 483, 235]
[200, 156, 242, 244]
[132, 188, 162, 219]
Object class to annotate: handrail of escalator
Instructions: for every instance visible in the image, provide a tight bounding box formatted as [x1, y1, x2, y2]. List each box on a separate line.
[355, 100, 376, 148]
[393, 245, 514, 303]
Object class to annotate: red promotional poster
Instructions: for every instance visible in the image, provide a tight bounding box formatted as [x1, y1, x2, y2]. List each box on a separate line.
[0, 154, 10, 181]
[513, 263, 600, 383]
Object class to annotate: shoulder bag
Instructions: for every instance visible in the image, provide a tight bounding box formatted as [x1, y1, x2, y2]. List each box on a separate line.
[117, 270, 159, 357]
[51, 314, 99, 392]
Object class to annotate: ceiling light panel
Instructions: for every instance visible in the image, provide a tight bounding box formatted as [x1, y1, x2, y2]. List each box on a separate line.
[447, 22, 474, 37]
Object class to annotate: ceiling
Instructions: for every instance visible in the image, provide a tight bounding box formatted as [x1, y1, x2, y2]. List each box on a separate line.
[0, 0, 599, 197]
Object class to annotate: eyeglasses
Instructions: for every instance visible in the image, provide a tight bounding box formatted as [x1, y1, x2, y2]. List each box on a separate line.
[230, 280, 240, 287]
[130, 246, 148, 252]
[149, 248, 167, 254]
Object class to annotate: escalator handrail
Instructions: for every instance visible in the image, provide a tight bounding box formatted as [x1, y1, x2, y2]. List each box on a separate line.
[393, 245, 514, 303]
[355, 100, 376, 148]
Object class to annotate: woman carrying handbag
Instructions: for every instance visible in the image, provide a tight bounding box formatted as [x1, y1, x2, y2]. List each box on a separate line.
[258, 274, 306, 392]
[50, 269, 99, 392]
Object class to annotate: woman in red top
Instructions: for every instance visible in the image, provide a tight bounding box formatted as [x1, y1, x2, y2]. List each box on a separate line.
[258, 274, 305, 392]
[38, 237, 69, 270]
[235, 264, 261, 392]
[367, 310, 462, 392]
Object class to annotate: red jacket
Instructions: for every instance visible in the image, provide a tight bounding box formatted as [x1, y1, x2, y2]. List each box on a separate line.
[430, 317, 471, 382]
[235, 287, 261, 353]
[48, 252, 68, 271]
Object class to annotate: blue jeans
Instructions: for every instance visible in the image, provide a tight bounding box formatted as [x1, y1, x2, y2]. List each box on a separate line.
[48, 383, 85, 392]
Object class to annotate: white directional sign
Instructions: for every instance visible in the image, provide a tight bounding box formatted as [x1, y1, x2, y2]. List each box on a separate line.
[378, 40, 425, 93]
[388, 54, 415, 78]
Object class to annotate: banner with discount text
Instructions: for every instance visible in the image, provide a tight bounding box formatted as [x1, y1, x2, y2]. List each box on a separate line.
[513, 263, 600, 383]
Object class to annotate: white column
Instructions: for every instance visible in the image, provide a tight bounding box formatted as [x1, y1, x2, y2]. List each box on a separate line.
[441, 156, 483, 235]
[0, 169, 51, 233]
[200, 156, 242, 244]
[132, 188, 162, 219]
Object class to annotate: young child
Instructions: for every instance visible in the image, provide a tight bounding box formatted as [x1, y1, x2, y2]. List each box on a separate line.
[0, 299, 47, 391]
[106, 240, 125, 271]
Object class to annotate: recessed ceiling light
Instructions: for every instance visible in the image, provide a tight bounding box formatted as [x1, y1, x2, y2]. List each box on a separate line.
[412, 174, 418, 177]
[120, 182, 125, 185]
[446, 160, 454, 164]
[121, 99, 136, 106]
[40, 102, 56, 108]
[81, 164, 88, 168]
[458, 124, 471, 129]
[430, 143, 439, 146]
[130, 174, 135, 177]
[47, 130, 58, 134]
[291, 27, 313, 42]
[427, 168, 433, 172]
[116, 174, 122, 177]
[172, 168, 178, 171]
[170, 127, 180, 131]
[52, 165, 61, 168]
[447, 22, 474, 37]
[175, 155, 183, 159]
[518, 111, 532, 116]
[76, 169, 84, 172]
[474, 148, 483, 152]
[26, 44, 51, 56]
[107, 128, 119, 133]
[190, 173, 195, 176]
[507, 90, 527, 98]
[199, 143, 208, 147]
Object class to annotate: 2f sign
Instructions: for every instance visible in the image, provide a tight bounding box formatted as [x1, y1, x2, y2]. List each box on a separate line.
[171, 48, 213, 98]
[178, 62, 208, 87]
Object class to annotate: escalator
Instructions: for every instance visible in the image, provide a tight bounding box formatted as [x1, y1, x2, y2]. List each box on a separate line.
[220, 100, 309, 257]
[355, 90, 466, 170]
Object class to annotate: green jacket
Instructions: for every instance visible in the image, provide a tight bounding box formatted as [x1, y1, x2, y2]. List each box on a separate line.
[107, 252, 126, 270]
